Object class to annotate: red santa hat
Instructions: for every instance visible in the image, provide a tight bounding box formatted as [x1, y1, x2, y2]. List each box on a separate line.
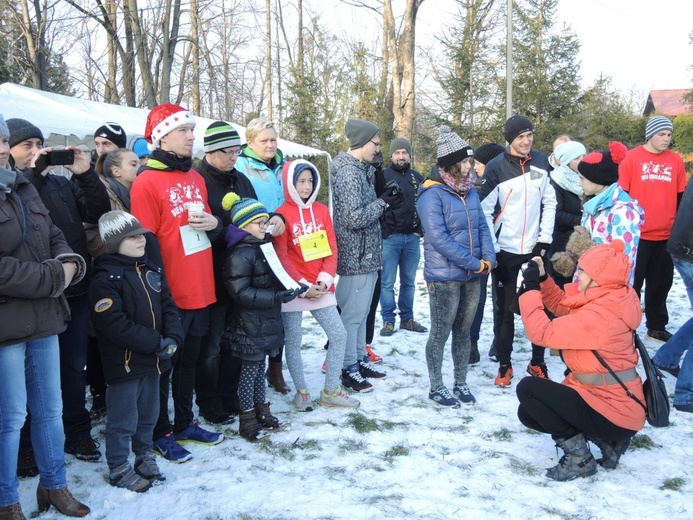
[144, 103, 196, 151]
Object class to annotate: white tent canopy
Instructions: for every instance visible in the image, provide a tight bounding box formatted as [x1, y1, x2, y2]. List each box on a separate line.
[0, 83, 330, 160]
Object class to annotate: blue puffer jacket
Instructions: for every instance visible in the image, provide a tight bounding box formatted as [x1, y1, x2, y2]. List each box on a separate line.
[417, 168, 496, 283]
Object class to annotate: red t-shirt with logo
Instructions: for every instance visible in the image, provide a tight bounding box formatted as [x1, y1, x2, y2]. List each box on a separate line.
[618, 146, 687, 240]
[131, 168, 216, 310]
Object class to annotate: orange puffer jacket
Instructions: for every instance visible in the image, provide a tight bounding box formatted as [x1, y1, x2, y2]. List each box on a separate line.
[519, 277, 646, 432]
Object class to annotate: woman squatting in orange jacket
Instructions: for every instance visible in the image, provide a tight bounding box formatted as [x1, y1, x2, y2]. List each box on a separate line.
[516, 240, 646, 481]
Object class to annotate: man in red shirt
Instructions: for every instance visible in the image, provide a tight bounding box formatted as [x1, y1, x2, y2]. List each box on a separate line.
[618, 115, 688, 342]
[131, 104, 224, 464]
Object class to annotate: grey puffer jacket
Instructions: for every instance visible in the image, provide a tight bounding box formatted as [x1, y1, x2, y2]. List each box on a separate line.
[0, 170, 86, 348]
[330, 151, 387, 275]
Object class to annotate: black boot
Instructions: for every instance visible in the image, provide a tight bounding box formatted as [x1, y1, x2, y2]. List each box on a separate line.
[254, 402, 289, 432]
[587, 435, 632, 469]
[468, 342, 480, 365]
[546, 433, 598, 481]
[239, 408, 267, 442]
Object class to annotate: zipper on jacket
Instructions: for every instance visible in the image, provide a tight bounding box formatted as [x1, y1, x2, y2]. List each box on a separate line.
[135, 263, 157, 329]
[124, 349, 131, 373]
[520, 156, 530, 253]
[459, 194, 475, 276]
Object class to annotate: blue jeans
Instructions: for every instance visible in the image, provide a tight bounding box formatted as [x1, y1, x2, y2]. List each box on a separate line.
[380, 234, 421, 323]
[425, 279, 480, 389]
[672, 257, 693, 309]
[653, 317, 693, 406]
[0, 335, 67, 507]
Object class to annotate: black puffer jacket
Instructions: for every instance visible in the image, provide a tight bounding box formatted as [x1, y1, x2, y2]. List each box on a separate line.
[221, 226, 284, 360]
[1, 171, 85, 348]
[378, 163, 424, 238]
[89, 253, 184, 383]
[23, 166, 110, 296]
[548, 179, 582, 258]
[196, 158, 257, 305]
[668, 178, 693, 262]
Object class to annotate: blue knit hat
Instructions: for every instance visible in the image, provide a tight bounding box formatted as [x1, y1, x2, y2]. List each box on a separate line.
[221, 192, 269, 229]
[132, 137, 150, 158]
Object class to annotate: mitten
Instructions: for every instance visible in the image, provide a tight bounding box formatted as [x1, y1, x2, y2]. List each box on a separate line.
[521, 260, 541, 291]
[276, 288, 299, 304]
[156, 338, 178, 360]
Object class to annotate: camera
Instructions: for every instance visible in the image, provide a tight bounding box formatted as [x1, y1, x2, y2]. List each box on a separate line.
[384, 180, 403, 196]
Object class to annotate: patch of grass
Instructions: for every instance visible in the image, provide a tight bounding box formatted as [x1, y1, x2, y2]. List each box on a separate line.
[291, 437, 321, 451]
[492, 427, 512, 441]
[366, 493, 404, 505]
[346, 412, 379, 433]
[630, 433, 659, 450]
[323, 465, 347, 478]
[509, 456, 539, 476]
[339, 437, 368, 453]
[461, 415, 474, 424]
[660, 477, 686, 491]
[384, 443, 410, 462]
[258, 440, 296, 461]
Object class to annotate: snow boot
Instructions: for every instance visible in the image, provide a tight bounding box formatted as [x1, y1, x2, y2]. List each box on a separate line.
[266, 361, 290, 394]
[254, 402, 289, 432]
[546, 433, 598, 481]
[587, 434, 632, 469]
[238, 408, 268, 443]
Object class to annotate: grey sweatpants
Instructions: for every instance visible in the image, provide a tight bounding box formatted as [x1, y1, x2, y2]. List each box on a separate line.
[425, 279, 480, 390]
[283, 306, 346, 393]
[335, 272, 378, 369]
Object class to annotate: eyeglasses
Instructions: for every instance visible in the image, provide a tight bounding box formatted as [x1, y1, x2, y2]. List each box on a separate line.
[249, 219, 269, 228]
[218, 148, 240, 157]
[370, 140, 381, 148]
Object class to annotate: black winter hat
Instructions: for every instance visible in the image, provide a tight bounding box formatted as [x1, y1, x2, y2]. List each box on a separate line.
[7, 118, 44, 148]
[503, 115, 534, 144]
[577, 141, 628, 187]
[473, 143, 504, 166]
[94, 122, 127, 149]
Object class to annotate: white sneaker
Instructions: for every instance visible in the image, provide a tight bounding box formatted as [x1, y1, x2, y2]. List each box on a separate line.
[318, 386, 360, 409]
[293, 390, 314, 412]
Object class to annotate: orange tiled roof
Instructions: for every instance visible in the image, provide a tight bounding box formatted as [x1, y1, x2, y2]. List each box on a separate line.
[643, 89, 693, 116]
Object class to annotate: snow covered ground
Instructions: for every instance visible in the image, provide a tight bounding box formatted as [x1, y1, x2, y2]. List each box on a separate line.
[17, 267, 692, 520]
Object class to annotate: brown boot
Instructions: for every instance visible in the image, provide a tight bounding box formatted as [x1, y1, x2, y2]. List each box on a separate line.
[254, 402, 289, 432]
[266, 360, 290, 394]
[0, 503, 25, 520]
[36, 485, 90, 517]
[238, 408, 267, 442]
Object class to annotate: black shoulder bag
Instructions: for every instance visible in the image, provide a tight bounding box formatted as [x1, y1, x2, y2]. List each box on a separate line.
[592, 332, 670, 428]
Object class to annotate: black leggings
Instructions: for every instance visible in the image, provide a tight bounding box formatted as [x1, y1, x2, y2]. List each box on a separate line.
[516, 377, 637, 441]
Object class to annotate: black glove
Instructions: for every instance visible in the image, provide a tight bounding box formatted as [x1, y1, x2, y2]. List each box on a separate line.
[531, 242, 550, 258]
[369, 151, 384, 169]
[379, 182, 404, 207]
[521, 260, 541, 292]
[156, 338, 178, 360]
[297, 283, 310, 295]
[276, 287, 301, 304]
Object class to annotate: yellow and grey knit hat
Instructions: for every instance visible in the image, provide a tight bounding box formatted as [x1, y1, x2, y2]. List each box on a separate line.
[221, 192, 269, 229]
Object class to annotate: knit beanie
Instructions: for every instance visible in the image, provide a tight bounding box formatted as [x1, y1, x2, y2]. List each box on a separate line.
[645, 115, 673, 141]
[389, 137, 412, 157]
[98, 210, 150, 254]
[0, 114, 8, 138]
[503, 115, 534, 144]
[345, 119, 379, 150]
[132, 137, 150, 158]
[473, 143, 504, 166]
[577, 141, 627, 187]
[144, 104, 196, 151]
[221, 192, 269, 229]
[553, 141, 586, 167]
[7, 118, 44, 148]
[204, 120, 241, 153]
[94, 122, 127, 149]
[578, 239, 630, 287]
[436, 125, 473, 168]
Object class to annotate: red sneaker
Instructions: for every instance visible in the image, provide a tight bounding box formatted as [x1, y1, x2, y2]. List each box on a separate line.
[494, 365, 514, 388]
[365, 345, 382, 364]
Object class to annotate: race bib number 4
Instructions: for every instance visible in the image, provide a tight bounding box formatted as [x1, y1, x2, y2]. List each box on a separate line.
[298, 231, 332, 262]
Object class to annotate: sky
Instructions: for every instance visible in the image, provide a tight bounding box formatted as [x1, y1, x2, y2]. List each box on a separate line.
[323, 0, 693, 99]
[15, 268, 693, 519]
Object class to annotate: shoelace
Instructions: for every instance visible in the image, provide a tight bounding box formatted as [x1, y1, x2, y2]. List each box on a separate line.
[437, 386, 455, 399]
[350, 370, 368, 383]
[457, 384, 472, 395]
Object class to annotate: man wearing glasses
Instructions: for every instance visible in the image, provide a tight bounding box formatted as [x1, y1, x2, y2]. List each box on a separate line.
[330, 119, 403, 393]
[194, 120, 286, 424]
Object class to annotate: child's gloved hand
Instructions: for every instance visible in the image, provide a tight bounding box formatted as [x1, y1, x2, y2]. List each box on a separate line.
[276, 288, 299, 304]
[156, 338, 178, 360]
